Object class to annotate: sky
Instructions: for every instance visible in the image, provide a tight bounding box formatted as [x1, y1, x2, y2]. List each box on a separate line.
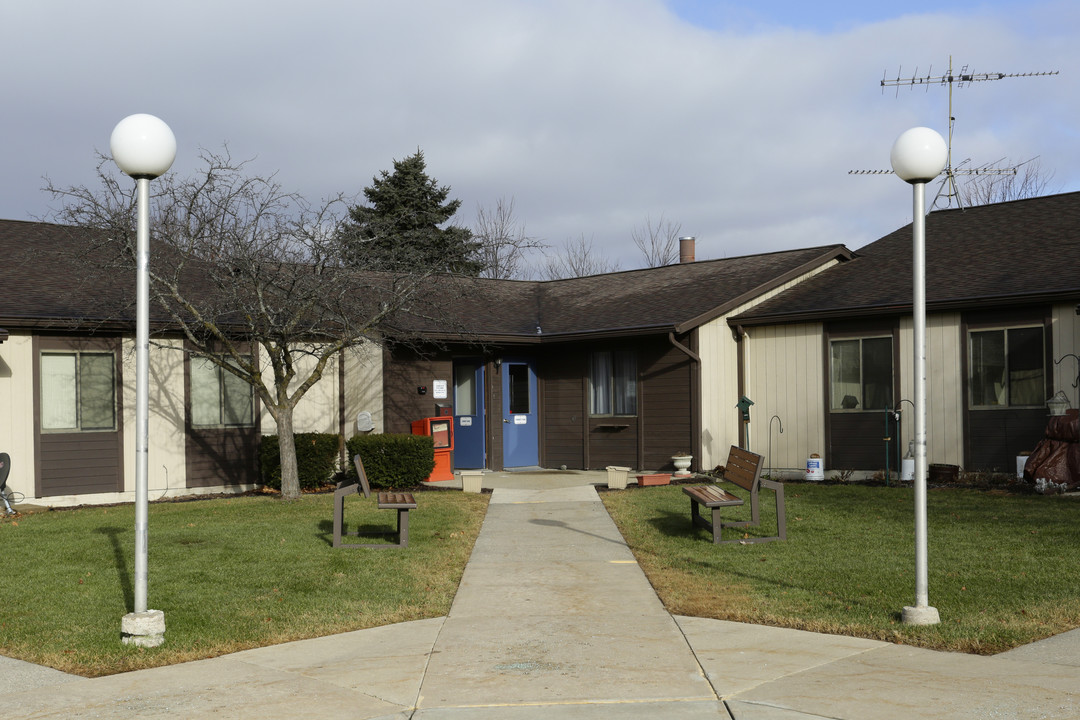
[2, 0, 1077, 273]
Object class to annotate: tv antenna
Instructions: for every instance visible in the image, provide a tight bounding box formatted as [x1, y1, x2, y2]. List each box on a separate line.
[850, 55, 1058, 209]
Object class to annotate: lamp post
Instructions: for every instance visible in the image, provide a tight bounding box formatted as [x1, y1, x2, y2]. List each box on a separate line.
[111, 114, 176, 647]
[890, 127, 947, 626]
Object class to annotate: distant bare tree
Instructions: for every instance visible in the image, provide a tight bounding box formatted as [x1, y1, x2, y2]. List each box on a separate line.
[541, 234, 620, 280]
[631, 213, 682, 268]
[472, 197, 546, 279]
[46, 150, 439, 501]
[958, 157, 1057, 207]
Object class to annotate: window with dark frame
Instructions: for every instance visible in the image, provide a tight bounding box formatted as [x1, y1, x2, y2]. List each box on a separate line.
[40, 351, 116, 432]
[190, 355, 255, 428]
[507, 364, 531, 415]
[829, 337, 893, 411]
[969, 326, 1044, 408]
[589, 350, 637, 416]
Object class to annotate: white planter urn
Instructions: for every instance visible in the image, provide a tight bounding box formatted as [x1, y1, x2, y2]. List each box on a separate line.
[672, 455, 692, 477]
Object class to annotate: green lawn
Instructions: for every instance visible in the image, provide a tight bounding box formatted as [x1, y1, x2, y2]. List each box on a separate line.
[0, 491, 487, 676]
[602, 482, 1080, 654]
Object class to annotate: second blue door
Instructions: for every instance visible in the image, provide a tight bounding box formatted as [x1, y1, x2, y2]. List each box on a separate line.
[501, 359, 538, 468]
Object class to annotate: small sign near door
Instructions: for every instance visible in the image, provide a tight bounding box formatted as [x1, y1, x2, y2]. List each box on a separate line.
[513, 415, 527, 425]
[433, 379, 448, 399]
[459, 416, 473, 427]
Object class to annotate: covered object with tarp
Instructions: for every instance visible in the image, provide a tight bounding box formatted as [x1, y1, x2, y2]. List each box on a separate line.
[1024, 410, 1080, 493]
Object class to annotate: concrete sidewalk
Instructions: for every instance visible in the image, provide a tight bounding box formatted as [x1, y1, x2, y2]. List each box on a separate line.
[6, 479, 1080, 718]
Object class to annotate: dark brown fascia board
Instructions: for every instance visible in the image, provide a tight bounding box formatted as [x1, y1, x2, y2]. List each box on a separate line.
[673, 246, 854, 334]
[421, 323, 677, 345]
[730, 290, 1080, 328]
[0, 315, 234, 337]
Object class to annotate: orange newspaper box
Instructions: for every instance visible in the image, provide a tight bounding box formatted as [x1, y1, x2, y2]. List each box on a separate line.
[411, 416, 454, 482]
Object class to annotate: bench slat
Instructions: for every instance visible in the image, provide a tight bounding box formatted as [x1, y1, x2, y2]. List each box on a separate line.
[378, 492, 417, 509]
[683, 485, 743, 506]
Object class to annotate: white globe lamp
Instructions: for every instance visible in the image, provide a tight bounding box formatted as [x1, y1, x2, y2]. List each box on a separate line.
[110, 114, 176, 179]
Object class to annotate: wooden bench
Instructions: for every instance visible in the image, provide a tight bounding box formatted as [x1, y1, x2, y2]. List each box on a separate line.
[333, 455, 417, 549]
[683, 445, 787, 544]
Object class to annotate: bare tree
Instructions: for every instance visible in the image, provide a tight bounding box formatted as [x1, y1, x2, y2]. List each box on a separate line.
[631, 213, 682, 268]
[957, 157, 1057, 207]
[46, 150, 436, 500]
[540, 234, 620, 279]
[472, 197, 546, 279]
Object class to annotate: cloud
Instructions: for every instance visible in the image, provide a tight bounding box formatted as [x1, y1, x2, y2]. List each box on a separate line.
[2, 0, 1076, 271]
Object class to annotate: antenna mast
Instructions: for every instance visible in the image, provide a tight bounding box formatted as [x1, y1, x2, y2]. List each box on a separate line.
[852, 55, 1058, 209]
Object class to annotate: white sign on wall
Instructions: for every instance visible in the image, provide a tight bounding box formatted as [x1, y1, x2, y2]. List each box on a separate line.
[433, 380, 448, 399]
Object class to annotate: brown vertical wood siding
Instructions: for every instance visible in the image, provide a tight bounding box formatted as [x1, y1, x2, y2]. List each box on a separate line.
[539, 348, 586, 469]
[541, 336, 693, 471]
[383, 346, 454, 434]
[640, 339, 693, 470]
[34, 336, 124, 497]
[185, 428, 260, 488]
[486, 359, 503, 470]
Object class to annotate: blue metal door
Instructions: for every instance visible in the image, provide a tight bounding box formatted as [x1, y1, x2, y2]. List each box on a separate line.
[501, 359, 538, 467]
[453, 360, 486, 469]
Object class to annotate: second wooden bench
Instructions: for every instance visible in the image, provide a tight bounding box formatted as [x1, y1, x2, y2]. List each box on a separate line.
[683, 445, 786, 544]
[333, 454, 417, 549]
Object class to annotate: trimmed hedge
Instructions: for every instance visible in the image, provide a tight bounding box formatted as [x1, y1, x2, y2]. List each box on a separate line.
[345, 434, 436, 489]
[259, 433, 341, 491]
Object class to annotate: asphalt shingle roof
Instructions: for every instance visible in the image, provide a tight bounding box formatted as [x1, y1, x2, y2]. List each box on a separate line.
[0, 218, 850, 341]
[734, 191, 1080, 325]
[421, 245, 851, 340]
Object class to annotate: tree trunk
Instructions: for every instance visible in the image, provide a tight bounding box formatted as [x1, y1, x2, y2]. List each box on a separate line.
[276, 407, 301, 500]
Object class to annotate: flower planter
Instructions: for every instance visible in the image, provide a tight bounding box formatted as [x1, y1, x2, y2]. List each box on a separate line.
[606, 466, 630, 490]
[459, 470, 483, 494]
[636, 473, 671, 486]
[672, 455, 692, 477]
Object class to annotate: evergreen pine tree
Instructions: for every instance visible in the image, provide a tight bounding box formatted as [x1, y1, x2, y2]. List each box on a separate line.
[342, 151, 482, 274]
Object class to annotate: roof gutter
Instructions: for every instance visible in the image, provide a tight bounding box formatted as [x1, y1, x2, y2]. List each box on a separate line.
[731, 289, 1080, 328]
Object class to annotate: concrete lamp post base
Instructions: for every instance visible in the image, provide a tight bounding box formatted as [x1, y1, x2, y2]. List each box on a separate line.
[121, 610, 166, 648]
[901, 605, 940, 626]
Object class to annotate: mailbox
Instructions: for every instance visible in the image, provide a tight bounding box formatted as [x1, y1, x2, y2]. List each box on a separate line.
[411, 416, 454, 482]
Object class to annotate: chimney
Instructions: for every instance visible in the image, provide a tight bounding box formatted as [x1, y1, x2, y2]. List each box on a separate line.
[679, 236, 696, 263]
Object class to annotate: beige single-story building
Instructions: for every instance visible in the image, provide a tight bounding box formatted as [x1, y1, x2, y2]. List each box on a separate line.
[3, 191, 1078, 506]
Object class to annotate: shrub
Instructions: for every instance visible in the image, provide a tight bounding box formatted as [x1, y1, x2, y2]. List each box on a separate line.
[259, 433, 341, 490]
[345, 434, 436, 488]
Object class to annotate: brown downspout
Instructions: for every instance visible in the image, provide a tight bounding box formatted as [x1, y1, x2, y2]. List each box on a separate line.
[733, 324, 746, 448]
[669, 331, 702, 471]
